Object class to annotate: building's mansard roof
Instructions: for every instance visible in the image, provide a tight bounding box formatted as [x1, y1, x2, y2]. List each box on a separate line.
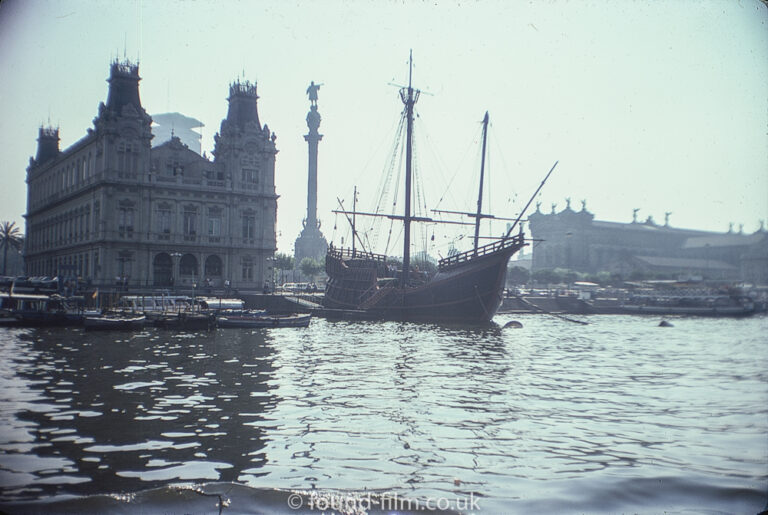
[634, 255, 738, 271]
[682, 233, 767, 249]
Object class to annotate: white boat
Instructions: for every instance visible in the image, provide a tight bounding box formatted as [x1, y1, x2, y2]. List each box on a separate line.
[118, 295, 192, 313]
[195, 297, 246, 311]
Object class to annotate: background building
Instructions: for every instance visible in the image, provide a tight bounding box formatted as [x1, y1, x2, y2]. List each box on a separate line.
[528, 200, 768, 283]
[151, 112, 204, 155]
[24, 60, 278, 291]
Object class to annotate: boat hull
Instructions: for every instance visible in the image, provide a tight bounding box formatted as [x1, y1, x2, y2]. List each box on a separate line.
[84, 315, 146, 331]
[10, 311, 84, 327]
[153, 313, 217, 330]
[324, 236, 524, 323]
[217, 314, 312, 328]
[616, 304, 755, 317]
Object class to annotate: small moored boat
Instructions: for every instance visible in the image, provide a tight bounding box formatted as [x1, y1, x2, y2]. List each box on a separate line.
[84, 314, 147, 331]
[153, 312, 217, 330]
[217, 313, 311, 328]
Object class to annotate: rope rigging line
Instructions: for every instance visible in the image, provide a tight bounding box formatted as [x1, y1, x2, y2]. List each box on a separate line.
[434, 120, 484, 211]
[489, 122, 519, 216]
[411, 116, 431, 258]
[370, 107, 407, 253]
[382, 139, 406, 256]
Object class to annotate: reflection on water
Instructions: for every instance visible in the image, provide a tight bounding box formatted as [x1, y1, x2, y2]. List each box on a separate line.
[0, 315, 766, 513]
[0, 327, 277, 499]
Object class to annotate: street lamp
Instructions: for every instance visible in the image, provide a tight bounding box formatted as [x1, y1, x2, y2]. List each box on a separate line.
[266, 256, 276, 294]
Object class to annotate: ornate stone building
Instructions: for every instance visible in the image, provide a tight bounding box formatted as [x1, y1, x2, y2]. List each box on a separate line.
[528, 200, 768, 282]
[24, 60, 278, 290]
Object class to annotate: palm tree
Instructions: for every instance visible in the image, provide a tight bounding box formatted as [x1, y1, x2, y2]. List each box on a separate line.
[0, 221, 23, 276]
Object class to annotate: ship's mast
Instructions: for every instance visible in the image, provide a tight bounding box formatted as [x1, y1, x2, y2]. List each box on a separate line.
[400, 50, 419, 288]
[473, 111, 489, 253]
[352, 185, 357, 257]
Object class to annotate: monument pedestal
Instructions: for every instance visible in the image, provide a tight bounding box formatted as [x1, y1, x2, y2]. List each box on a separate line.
[295, 224, 328, 265]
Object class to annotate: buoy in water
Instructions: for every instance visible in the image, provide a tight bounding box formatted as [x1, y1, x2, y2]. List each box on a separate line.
[503, 320, 523, 329]
[659, 320, 673, 327]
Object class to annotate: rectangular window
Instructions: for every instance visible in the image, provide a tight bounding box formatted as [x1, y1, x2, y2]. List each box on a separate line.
[241, 168, 258, 184]
[158, 209, 171, 231]
[118, 208, 134, 238]
[183, 209, 197, 241]
[242, 259, 253, 280]
[117, 143, 126, 173]
[157, 208, 172, 240]
[208, 217, 221, 236]
[242, 215, 255, 240]
[117, 257, 132, 278]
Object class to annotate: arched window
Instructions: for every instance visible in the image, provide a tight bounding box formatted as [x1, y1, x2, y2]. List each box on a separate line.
[153, 253, 173, 286]
[204, 255, 223, 277]
[179, 254, 198, 277]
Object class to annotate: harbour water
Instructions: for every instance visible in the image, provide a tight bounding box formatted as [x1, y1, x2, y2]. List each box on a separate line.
[0, 314, 766, 513]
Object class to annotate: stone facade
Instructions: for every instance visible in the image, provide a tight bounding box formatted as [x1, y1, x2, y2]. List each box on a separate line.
[528, 200, 768, 282]
[24, 60, 278, 290]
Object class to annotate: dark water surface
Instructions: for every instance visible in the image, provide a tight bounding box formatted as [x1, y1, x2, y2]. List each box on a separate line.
[0, 314, 766, 513]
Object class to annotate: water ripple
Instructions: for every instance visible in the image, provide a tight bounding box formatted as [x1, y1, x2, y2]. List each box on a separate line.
[0, 316, 765, 512]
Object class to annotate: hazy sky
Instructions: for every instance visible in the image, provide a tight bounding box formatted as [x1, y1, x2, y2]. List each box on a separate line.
[1, 0, 766, 258]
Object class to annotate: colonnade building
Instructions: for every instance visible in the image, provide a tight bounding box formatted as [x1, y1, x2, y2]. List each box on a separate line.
[24, 60, 278, 290]
[528, 200, 768, 283]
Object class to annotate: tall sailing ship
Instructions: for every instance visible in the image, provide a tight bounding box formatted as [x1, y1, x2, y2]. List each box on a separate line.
[324, 54, 551, 323]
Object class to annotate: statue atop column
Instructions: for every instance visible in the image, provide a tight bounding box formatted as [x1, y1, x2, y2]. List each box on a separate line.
[295, 80, 328, 275]
[306, 81, 323, 107]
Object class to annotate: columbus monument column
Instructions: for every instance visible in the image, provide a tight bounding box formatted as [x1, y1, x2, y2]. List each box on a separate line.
[294, 81, 328, 270]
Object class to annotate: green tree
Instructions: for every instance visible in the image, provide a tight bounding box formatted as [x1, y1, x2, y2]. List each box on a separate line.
[553, 267, 579, 284]
[412, 251, 437, 274]
[507, 266, 530, 285]
[299, 257, 323, 281]
[274, 252, 294, 284]
[0, 221, 23, 276]
[275, 252, 294, 270]
[596, 271, 612, 285]
[532, 268, 562, 286]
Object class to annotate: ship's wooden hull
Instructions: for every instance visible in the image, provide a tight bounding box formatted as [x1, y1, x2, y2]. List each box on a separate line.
[325, 237, 525, 323]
